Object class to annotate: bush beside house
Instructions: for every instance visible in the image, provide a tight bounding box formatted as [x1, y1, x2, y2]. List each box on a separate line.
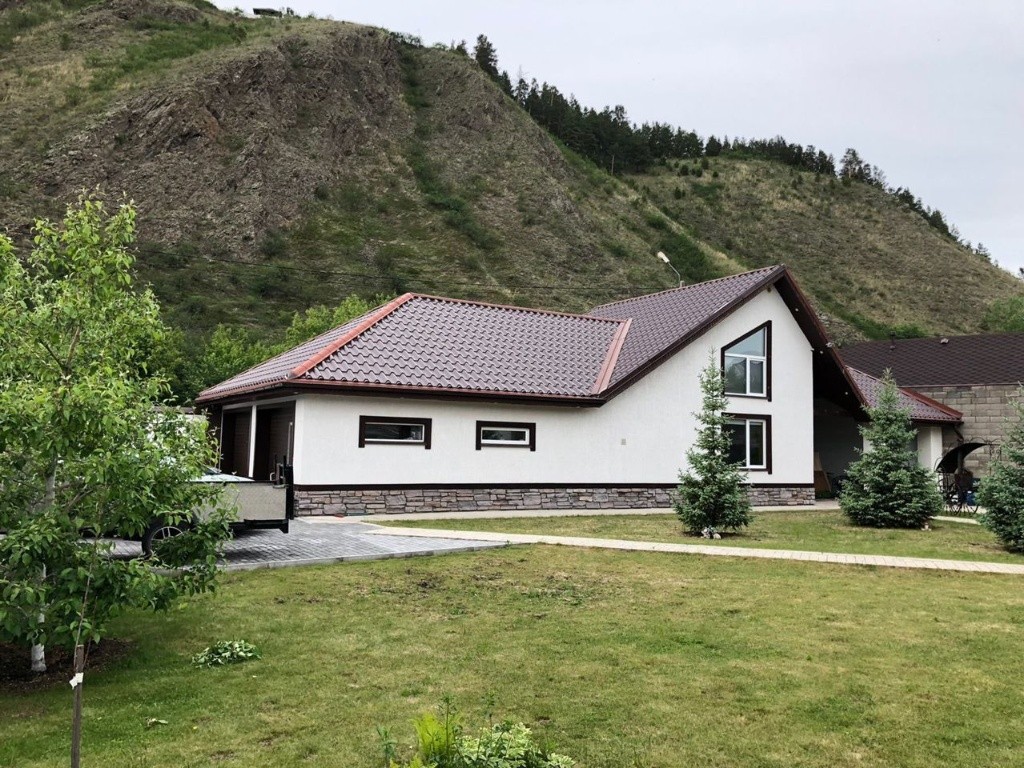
[674, 355, 752, 536]
[840, 372, 943, 528]
[978, 392, 1024, 551]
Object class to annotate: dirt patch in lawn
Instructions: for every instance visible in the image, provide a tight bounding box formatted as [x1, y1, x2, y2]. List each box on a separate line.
[0, 639, 133, 694]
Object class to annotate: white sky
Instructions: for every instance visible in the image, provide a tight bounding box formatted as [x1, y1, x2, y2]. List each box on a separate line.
[217, 1, 1024, 274]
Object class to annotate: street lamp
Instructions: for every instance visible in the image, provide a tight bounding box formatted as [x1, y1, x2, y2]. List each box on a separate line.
[657, 251, 683, 287]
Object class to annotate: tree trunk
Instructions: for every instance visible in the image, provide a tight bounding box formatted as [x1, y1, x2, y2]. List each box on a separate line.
[31, 470, 58, 673]
[71, 644, 84, 768]
[31, 641, 46, 672]
[31, 565, 47, 672]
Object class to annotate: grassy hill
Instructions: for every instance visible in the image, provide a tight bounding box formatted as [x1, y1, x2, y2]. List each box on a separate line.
[631, 158, 1020, 341]
[1, 0, 1020, 347]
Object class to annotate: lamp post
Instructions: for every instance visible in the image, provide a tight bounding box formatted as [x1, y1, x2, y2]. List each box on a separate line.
[657, 251, 683, 287]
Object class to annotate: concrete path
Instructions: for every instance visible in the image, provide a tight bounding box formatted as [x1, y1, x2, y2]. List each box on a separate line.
[362, 524, 1024, 575]
[109, 519, 504, 571]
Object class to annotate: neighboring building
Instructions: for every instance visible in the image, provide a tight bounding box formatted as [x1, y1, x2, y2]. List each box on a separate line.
[195, 266, 952, 515]
[816, 367, 962, 485]
[841, 334, 1024, 474]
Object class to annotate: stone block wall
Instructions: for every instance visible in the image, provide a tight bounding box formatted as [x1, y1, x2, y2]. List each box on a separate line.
[294, 485, 815, 516]
[747, 485, 816, 506]
[911, 384, 1021, 474]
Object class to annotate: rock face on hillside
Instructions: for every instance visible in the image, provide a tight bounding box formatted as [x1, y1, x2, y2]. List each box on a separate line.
[42, 24, 408, 254]
[1, 0, 1019, 337]
[3, 3, 707, 330]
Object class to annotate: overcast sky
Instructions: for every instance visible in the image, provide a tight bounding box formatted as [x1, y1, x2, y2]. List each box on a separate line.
[218, 1, 1024, 274]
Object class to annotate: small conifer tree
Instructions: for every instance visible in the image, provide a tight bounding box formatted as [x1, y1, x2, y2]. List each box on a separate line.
[977, 392, 1024, 551]
[840, 372, 942, 527]
[675, 354, 752, 535]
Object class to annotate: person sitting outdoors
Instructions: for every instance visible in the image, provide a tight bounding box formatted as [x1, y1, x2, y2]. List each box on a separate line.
[954, 467, 975, 503]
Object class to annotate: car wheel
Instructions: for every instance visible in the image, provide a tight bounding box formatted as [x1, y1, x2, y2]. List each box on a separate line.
[141, 518, 190, 557]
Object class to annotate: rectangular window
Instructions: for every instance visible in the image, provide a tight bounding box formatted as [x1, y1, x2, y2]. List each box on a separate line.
[724, 416, 770, 471]
[359, 416, 432, 448]
[476, 421, 536, 451]
[722, 322, 771, 398]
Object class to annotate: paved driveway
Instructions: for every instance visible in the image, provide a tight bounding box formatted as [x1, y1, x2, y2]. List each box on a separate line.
[109, 519, 504, 571]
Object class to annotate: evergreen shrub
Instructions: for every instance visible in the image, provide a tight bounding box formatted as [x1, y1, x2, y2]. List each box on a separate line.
[840, 372, 942, 528]
[674, 355, 752, 535]
[978, 393, 1024, 550]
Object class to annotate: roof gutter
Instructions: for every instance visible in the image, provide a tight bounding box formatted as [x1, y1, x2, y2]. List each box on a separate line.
[196, 379, 605, 409]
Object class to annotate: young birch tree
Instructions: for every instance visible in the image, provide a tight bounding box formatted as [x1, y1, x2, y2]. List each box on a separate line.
[0, 195, 230, 676]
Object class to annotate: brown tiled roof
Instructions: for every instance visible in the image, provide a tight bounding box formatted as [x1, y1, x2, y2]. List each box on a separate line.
[588, 266, 784, 388]
[846, 368, 962, 423]
[197, 294, 629, 403]
[840, 333, 1024, 387]
[197, 265, 860, 409]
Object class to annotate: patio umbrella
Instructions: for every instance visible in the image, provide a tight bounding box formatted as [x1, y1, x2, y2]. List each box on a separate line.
[935, 442, 989, 473]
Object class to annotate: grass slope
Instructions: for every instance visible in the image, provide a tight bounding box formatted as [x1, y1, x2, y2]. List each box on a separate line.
[0, 1, 730, 337]
[3, 548, 1024, 767]
[633, 159, 1022, 341]
[1, 1, 1019, 343]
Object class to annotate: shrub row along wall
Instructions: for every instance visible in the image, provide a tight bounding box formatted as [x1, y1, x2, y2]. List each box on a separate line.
[294, 485, 815, 515]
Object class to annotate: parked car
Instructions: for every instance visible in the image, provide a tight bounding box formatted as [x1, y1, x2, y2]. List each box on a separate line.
[141, 466, 293, 556]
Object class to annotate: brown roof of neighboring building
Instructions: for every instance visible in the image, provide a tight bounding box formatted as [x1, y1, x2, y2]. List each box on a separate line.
[196, 265, 861, 409]
[840, 333, 1024, 387]
[846, 368, 962, 424]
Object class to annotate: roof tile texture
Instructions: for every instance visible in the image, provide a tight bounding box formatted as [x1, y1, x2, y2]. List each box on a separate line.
[305, 297, 625, 396]
[198, 311, 379, 401]
[197, 266, 804, 405]
[198, 296, 626, 401]
[847, 368, 961, 423]
[841, 334, 1024, 387]
[588, 267, 781, 386]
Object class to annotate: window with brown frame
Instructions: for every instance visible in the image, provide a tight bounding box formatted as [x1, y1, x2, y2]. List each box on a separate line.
[722, 322, 771, 399]
[475, 421, 536, 451]
[723, 414, 771, 471]
[358, 416, 432, 448]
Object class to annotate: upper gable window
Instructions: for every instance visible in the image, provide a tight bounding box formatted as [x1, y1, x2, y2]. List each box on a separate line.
[723, 323, 769, 398]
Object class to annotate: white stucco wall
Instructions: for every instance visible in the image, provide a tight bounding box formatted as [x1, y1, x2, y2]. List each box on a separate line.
[272, 288, 815, 487]
[916, 425, 943, 472]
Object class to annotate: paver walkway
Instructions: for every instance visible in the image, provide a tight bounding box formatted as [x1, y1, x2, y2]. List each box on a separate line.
[362, 524, 1024, 575]
[108, 519, 504, 571]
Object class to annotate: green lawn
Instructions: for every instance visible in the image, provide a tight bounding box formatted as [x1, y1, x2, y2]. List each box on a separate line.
[381, 510, 1023, 563]
[3, 547, 1024, 767]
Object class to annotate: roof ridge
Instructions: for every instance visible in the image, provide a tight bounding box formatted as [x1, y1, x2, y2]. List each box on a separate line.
[589, 265, 783, 311]
[407, 292, 627, 323]
[289, 293, 415, 380]
[591, 318, 632, 394]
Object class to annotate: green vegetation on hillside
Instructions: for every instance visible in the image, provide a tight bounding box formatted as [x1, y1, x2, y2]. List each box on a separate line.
[632, 157, 1020, 341]
[0, 0, 1020, 385]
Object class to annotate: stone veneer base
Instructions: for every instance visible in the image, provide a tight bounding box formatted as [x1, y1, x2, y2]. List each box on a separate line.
[294, 485, 815, 516]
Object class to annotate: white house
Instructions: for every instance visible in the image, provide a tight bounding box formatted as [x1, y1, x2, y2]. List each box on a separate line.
[195, 266, 959, 515]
